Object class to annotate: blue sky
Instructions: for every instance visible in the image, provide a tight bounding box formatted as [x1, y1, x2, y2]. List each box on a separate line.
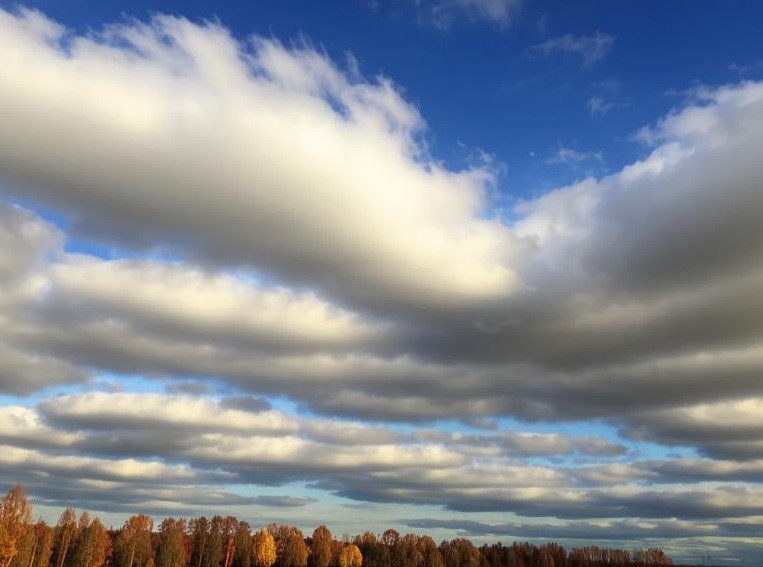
[1, 1, 763, 565]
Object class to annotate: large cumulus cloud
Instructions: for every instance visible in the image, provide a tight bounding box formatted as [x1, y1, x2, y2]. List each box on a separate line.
[0, 7, 523, 319]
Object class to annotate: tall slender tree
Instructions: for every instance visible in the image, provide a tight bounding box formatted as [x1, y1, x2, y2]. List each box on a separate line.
[52, 508, 77, 567]
[221, 517, 238, 567]
[0, 487, 31, 567]
[200, 517, 224, 567]
[417, 537, 443, 567]
[310, 526, 334, 567]
[189, 517, 210, 567]
[231, 521, 252, 567]
[155, 518, 188, 567]
[28, 522, 54, 567]
[278, 528, 308, 567]
[114, 515, 153, 567]
[66, 516, 110, 567]
[439, 539, 480, 567]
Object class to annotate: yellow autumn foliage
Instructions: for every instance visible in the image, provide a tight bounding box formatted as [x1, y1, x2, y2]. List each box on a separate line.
[338, 545, 362, 567]
[253, 530, 277, 567]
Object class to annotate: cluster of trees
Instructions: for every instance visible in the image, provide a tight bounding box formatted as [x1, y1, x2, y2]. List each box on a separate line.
[0, 486, 673, 567]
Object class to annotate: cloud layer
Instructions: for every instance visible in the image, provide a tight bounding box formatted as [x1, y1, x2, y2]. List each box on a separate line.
[0, 6, 762, 564]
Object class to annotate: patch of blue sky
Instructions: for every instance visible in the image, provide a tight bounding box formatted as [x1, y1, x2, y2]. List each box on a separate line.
[0, 187, 184, 264]
[0, 191, 69, 232]
[218, 481, 359, 528]
[0, 393, 37, 407]
[64, 230, 194, 264]
[222, 267, 288, 290]
[1, 372, 167, 407]
[625, 441, 698, 462]
[260, 396, 300, 414]
[228, 481, 338, 505]
[0, 374, 127, 407]
[87, 372, 170, 394]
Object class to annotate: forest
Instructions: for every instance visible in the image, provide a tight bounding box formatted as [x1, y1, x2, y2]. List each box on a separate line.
[0, 485, 674, 567]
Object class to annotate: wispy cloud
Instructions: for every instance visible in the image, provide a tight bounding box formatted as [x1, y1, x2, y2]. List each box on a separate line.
[546, 146, 603, 164]
[587, 95, 614, 116]
[413, 0, 522, 29]
[728, 60, 763, 76]
[530, 32, 615, 67]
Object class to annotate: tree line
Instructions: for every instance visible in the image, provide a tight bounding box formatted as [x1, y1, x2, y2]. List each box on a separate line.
[0, 485, 673, 567]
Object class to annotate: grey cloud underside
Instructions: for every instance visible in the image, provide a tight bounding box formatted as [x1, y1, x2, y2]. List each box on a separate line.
[402, 517, 744, 541]
[0, 342, 90, 395]
[19, 475, 262, 517]
[327, 477, 763, 519]
[621, 400, 763, 460]
[165, 381, 215, 396]
[4, 253, 762, 424]
[251, 496, 318, 508]
[219, 395, 273, 413]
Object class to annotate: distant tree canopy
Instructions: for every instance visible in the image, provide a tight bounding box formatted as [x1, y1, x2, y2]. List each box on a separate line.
[0, 485, 674, 567]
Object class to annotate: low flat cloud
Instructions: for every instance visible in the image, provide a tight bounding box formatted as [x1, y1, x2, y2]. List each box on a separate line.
[251, 496, 318, 508]
[623, 399, 763, 460]
[1, 393, 762, 526]
[403, 517, 724, 540]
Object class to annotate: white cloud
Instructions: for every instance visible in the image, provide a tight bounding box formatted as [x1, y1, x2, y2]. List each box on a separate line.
[588, 95, 614, 116]
[0, 406, 83, 448]
[0, 7, 524, 318]
[531, 32, 615, 67]
[45, 256, 381, 352]
[40, 392, 301, 436]
[0, 445, 200, 484]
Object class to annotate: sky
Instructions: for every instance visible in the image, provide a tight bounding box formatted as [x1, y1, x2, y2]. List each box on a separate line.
[0, 0, 762, 564]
